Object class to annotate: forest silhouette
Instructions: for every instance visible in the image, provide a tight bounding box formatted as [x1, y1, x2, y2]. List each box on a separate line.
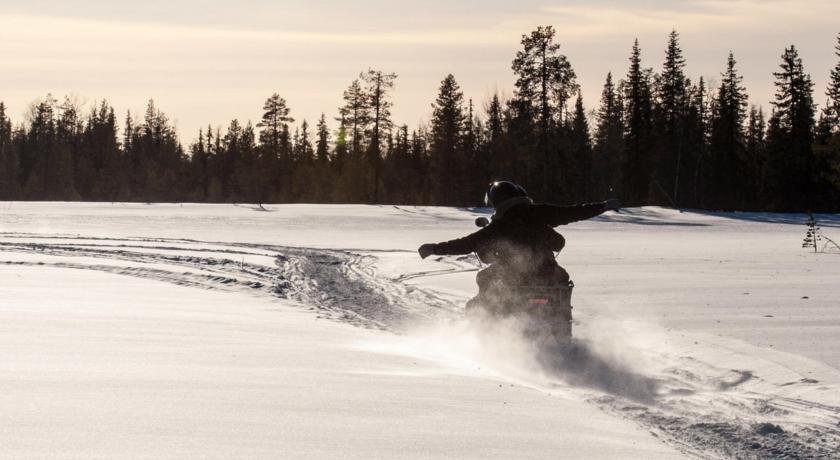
[1, 27, 838, 212]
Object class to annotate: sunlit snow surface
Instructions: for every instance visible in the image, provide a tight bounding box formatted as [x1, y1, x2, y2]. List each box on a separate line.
[1, 202, 839, 458]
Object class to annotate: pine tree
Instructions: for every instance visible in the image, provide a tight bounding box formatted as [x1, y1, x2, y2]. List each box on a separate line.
[256, 94, 293, 201]
[429, 74, 466, 205]
[708, 52, 748, 210]
[511, 25, 578, 197]
[766, 45, 816, 211]
[338, 79, 369, 160]
[361, 69, 397, 203]
[257, 94, 294, 160]
[623, 39, 655, 205]
[334, 79, 371, 202]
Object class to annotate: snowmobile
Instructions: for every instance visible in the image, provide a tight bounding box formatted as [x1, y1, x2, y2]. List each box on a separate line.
[417, 181, 617, 344]
[466, 216, 575, 344]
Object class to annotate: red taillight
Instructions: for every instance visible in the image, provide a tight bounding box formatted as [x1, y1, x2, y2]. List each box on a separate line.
[529, 298, 549, 305]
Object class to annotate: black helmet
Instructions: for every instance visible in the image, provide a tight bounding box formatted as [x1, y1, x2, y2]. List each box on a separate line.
[485, 181, 528, 208]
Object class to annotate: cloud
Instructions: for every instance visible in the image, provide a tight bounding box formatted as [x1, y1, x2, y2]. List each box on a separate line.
[535, 0, 840, 38]
[0, 1, 838, 140]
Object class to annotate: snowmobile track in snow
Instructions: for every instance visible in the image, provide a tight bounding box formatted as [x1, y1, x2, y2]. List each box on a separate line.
[0, 233, 458, 331]
[2, 231, 839, 459]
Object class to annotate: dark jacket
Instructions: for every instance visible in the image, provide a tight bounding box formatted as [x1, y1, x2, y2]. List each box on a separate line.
[432, 200, 608, 275]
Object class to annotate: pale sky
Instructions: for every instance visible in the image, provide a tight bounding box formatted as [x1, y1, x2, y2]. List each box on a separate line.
[1, 0, 838, 141]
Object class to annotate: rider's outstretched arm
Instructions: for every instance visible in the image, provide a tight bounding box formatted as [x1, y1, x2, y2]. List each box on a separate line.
[531, 199, 619, 227]
[418, 227, 493, 259]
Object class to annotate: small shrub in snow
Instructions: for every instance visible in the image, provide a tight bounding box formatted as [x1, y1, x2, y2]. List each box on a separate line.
[802, 213, 840, 253]
[802, 213, 821, 253]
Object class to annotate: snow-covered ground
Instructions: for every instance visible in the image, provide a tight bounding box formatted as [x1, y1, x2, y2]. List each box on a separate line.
[1, 202, 839, 458]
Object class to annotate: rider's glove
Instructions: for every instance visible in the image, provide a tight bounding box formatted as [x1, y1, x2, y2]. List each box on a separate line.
[418, 243, 437, 259]
[604, 198, 621, 212]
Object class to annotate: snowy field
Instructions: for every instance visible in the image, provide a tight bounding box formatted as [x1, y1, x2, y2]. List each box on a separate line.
[1, 202, 839, 458]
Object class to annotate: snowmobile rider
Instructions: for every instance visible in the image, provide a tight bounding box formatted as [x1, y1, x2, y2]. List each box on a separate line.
[417, 181, 620, 309]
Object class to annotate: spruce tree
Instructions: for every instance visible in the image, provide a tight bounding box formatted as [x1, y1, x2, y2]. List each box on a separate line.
[334, 116, 348, 173]
[316, 114, 330, 164]
[766, 45, 816, 211]
[816, 34, 840, 210]
[123, 110, 134, 157]
[570, 93, 593, 201]
[93, 101, 121, 200]
[484, 93, 507, 179]
[745, 106, 767, 207]
[594, 72, 625, 200]
[686, 77, 710, 206]
[298, 120, 314, 162]
[23, 95, 59, 199]
[708, 52, 748, 210]
[655, 30, 689, 204]
[407, 128, 429, 204]
[623, 39, 655, 205]
[382, 124, 411, 203]
[826, 33, 840, 131]
[802, 213, 821, 253]
[429, 74, 466, 205]
[222, 119, 241, 200]
[190, 128, 210, 201]
[486, 94, 504, 145]
[462, 98, 483, 203]
[236, 121, 260, 205]
[0, 102, 18, 199]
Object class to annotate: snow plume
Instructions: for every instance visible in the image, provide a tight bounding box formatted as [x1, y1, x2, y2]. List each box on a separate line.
[544, 316, 665, 403]
[359, 312, 664, 403]
[355, 315, 545, 384]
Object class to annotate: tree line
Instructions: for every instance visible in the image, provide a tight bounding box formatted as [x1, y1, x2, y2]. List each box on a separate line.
[1, 28, 839, 212]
